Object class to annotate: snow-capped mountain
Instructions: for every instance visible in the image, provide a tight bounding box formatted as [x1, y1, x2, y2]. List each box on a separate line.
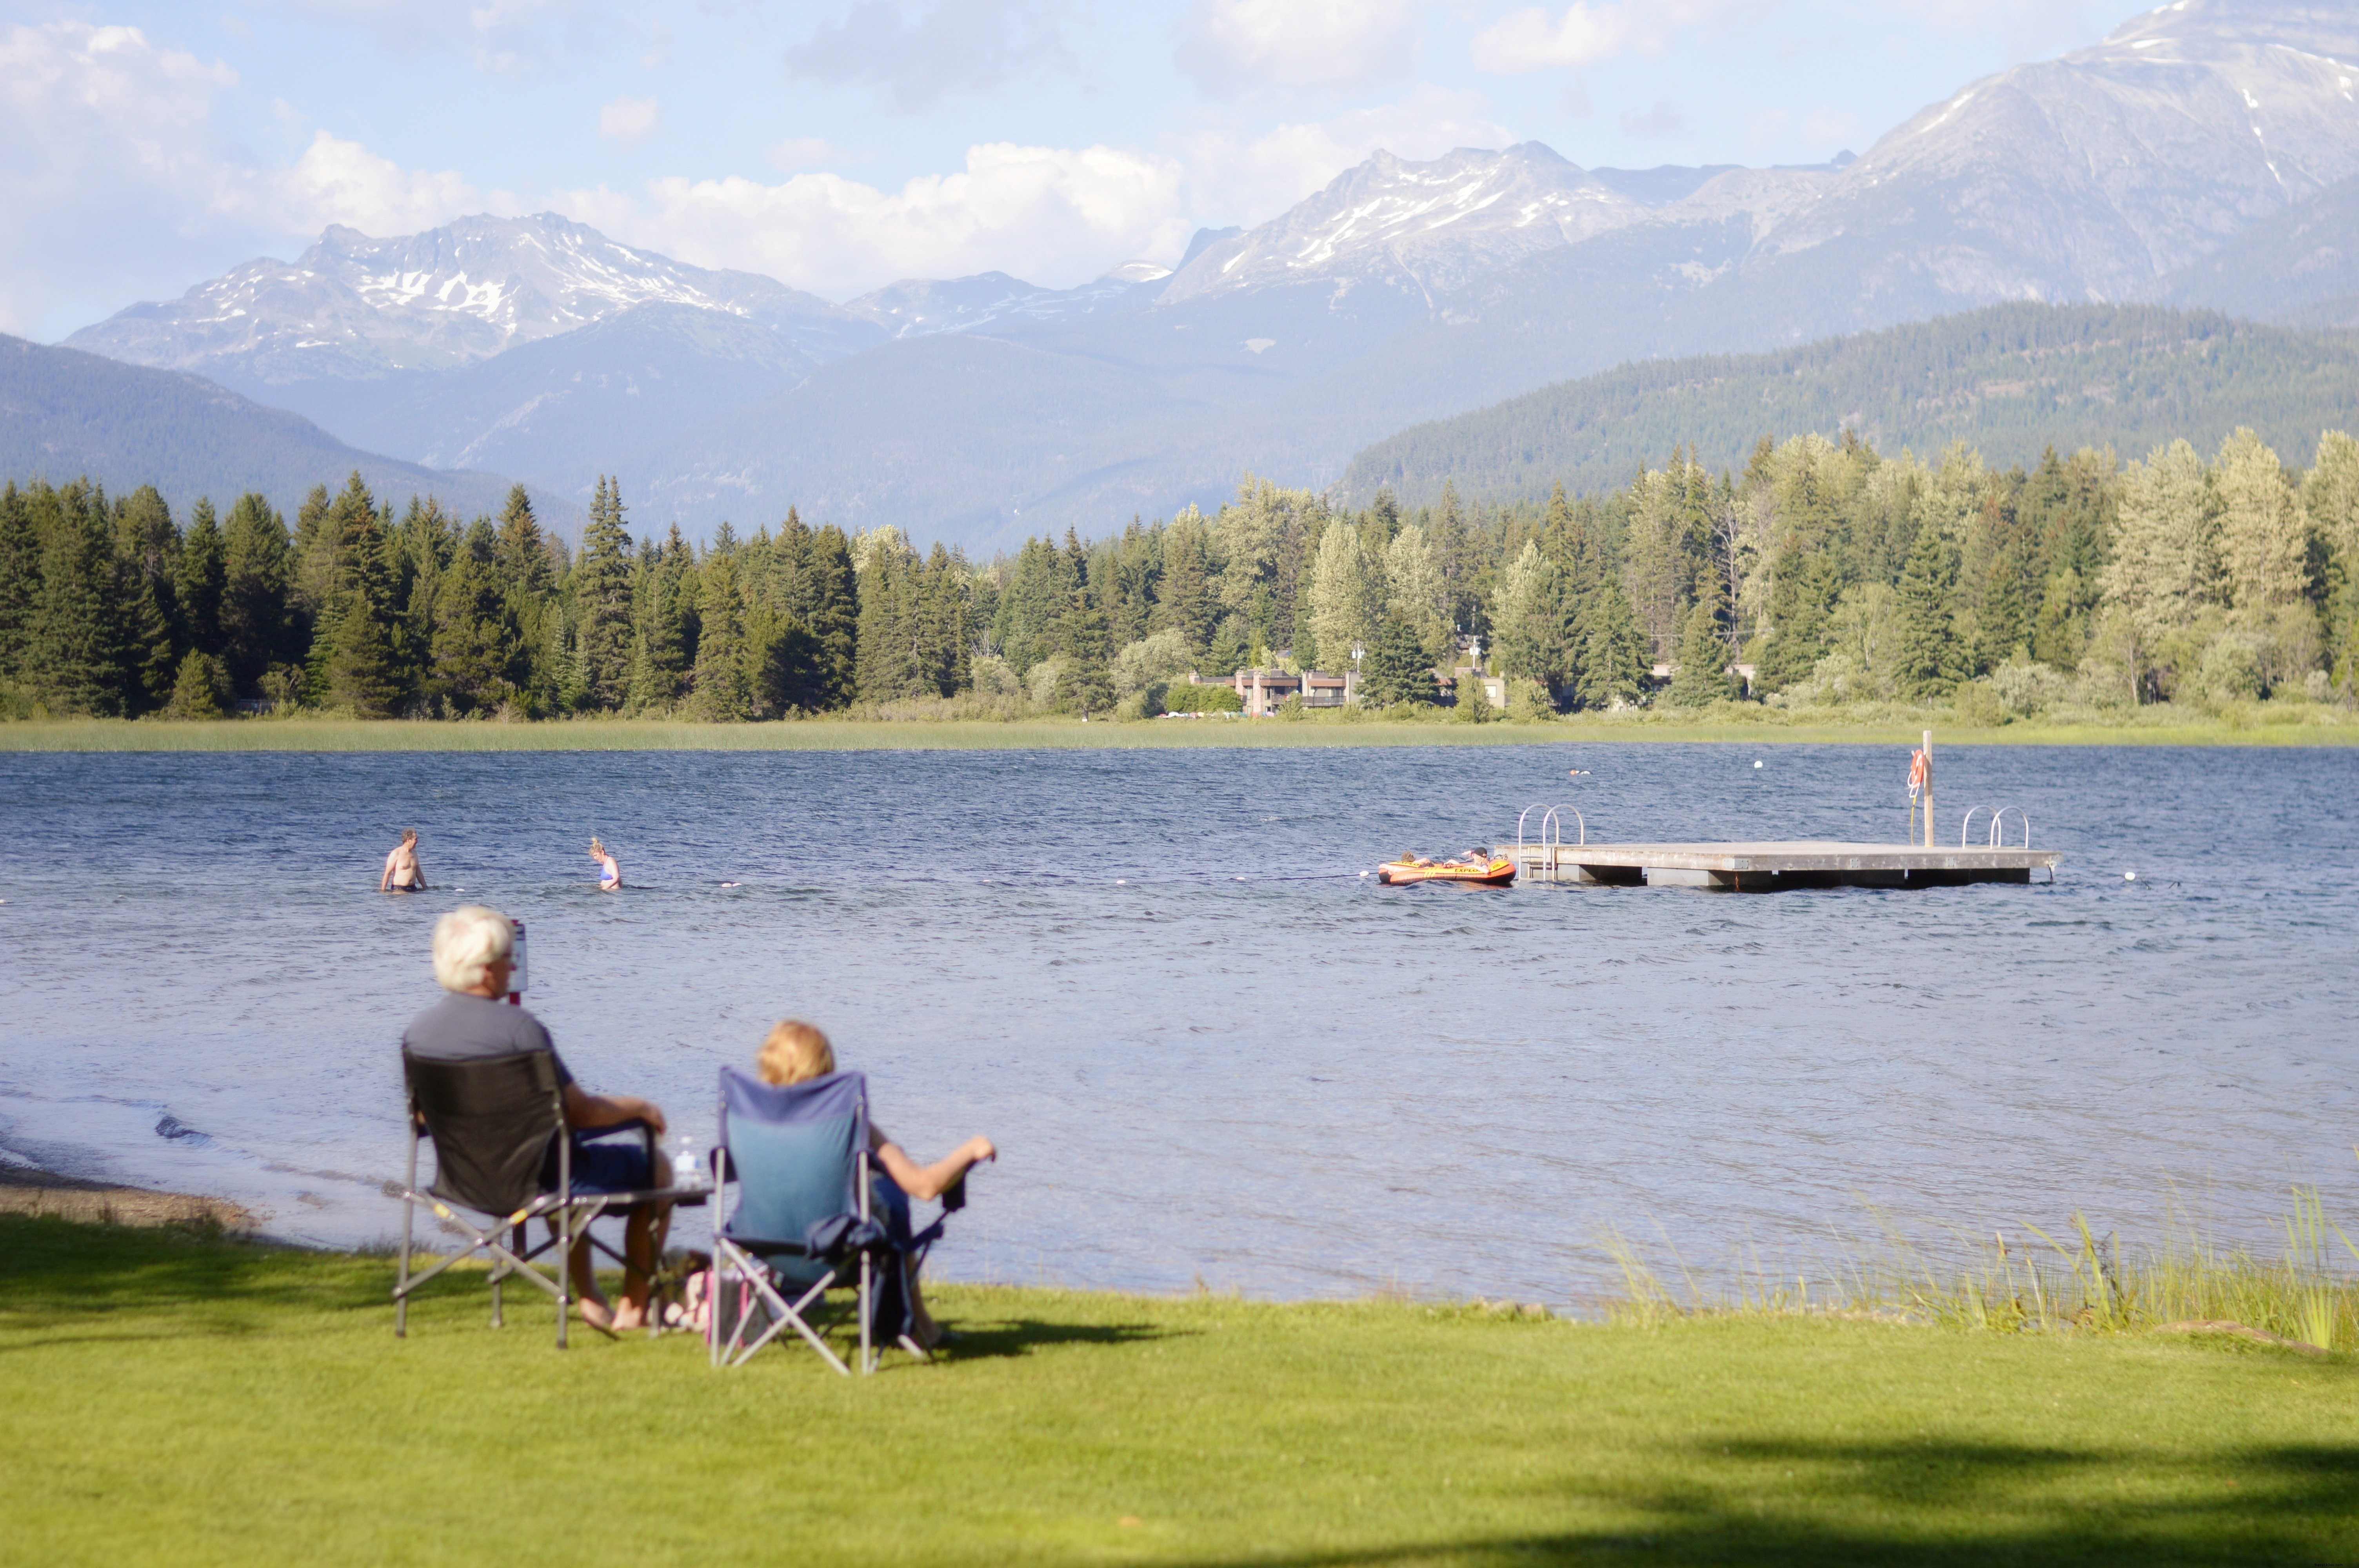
[66, 213, 876, 383]
[39, 0, 2359, 551]
[846, 262, 1173, 339]
[1764, 0, 2359, 307]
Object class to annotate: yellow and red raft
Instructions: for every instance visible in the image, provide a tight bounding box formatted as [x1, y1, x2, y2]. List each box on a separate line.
[1375, 853, 1516, 888]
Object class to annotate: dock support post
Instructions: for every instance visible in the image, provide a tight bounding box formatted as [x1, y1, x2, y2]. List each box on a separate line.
[1921, 729, 1934, 849]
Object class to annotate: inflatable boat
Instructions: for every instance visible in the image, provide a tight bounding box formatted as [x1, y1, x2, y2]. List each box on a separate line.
[1376, 852, 1516, 887]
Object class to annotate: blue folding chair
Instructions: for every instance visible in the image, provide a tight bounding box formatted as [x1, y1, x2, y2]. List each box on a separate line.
[709, 1067, 943, 1375]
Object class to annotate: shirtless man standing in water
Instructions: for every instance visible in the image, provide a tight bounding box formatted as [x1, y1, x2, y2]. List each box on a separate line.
[380, 829, 426, 893]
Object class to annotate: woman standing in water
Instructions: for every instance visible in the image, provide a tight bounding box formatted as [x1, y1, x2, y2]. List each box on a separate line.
[379, 829, 426, 893]
[589, 837, 622, 891]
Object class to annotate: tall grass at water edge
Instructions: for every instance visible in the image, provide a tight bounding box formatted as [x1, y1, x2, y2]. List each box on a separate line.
[1601, 1184, 2359, 1353]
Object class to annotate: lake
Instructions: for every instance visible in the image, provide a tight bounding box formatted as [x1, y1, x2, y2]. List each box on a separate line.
[1, 740, 2352, 1304]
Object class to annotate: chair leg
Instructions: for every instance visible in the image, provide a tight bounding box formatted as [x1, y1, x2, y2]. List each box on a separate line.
[396, 1123, 418, 1338]
[860, 1252, 873, 1375]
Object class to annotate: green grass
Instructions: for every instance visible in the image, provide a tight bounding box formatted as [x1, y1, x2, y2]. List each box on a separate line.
[3, 699, 2354, 751]
[4, 1216, 2355, 1565]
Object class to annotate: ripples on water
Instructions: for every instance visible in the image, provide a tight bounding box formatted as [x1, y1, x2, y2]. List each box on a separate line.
[1, 741, 2352, 1303]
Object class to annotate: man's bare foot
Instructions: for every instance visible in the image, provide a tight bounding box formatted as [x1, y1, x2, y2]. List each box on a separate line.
[577, 1296, 615, 1330]
[609, 1300, 648, 1332]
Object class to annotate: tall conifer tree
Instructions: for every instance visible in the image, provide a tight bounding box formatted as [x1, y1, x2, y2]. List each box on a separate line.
[572, 476, 636, 710]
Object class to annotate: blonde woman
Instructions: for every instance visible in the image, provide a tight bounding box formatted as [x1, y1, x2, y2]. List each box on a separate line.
[589, 837, 621, 891]
[754, 1019, 994, 1349]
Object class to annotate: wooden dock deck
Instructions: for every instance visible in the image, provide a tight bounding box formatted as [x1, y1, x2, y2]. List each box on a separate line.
[1512, 840, 2061, 891]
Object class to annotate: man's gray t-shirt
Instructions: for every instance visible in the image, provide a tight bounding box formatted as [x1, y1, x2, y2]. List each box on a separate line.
[401, 992, 574, 1089]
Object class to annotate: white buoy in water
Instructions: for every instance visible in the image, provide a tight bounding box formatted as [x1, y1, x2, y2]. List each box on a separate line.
[2124, 871, 2137, 881]
[1754, 759, 1764, 768]
[1116, 878, 1127, 885]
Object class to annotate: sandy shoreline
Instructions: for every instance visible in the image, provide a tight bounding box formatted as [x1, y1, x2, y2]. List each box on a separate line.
[0, 1163, 259, 1234]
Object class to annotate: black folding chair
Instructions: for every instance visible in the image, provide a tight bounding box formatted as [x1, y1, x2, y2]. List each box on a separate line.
[392, 1047, 682, 1348]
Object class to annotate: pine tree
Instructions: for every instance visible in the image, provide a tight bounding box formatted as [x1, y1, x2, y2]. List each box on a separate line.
[30, 483, 130, 715]
[572, 477, 636, 710]
[1157, 517, 1215, 657]
[1892, 516, 1966, 699]
[220, 493, 294, 693]
[801, 523, 859, 708]
[627, 529, 696, 711]
[1361, 616, 1440, 706]
[1754, 551, 1844, 693]
[1489, 539, 1563, 697]
[1572, 578, 1647, 710]
[166, 649, 229, 718]
[854, 537, 918, 703]
[915, 543, 968, 697]
[690, 550, 750, 720]
[289, 483, 336, 622]
[1056, 586, 1115, 717]
[0, 482, 39, 682]
[430, 523, 521, 713]
[308, 476, 401, 716]
[1664, 598, 1738, 707]
[113, 485, 180, 714]
[176, 499, 227, 659]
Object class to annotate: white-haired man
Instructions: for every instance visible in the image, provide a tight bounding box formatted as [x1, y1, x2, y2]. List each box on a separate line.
[402, 904, 671, 1332]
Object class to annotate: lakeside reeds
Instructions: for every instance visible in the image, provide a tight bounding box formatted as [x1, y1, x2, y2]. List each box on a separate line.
[1601, 1185, 2359, 1352]
[4, 697, 2355, 751]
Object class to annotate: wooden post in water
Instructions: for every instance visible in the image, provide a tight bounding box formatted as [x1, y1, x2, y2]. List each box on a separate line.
[1921, 728, 1934, 848]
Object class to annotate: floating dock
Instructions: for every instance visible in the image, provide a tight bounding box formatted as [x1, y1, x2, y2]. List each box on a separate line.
[1512, 840, 2061, 891]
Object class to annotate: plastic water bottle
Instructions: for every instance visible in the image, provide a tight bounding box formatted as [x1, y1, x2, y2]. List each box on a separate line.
[674, 1135, 699, 1191]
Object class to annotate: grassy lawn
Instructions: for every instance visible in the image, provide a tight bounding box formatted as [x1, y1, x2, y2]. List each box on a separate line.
[2, 704, 2354, 751]
[3, 1217, 2354, 1565]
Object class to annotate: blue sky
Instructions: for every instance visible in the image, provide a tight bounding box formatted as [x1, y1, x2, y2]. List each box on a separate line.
[2, 0, 2157, 339]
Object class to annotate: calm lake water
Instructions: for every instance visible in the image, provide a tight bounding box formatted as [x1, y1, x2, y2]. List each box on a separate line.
[2, 740, 2353, 1304]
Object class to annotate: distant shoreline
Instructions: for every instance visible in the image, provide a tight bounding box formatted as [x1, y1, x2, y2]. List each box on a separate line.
[4, 709, 2354, 752]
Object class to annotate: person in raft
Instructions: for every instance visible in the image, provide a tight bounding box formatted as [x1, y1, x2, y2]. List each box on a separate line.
[753, 1019, 994, 1351]
[402, 905, 673, 1330]
[379, 829, 426, 893]
[589, 837, 622, 891]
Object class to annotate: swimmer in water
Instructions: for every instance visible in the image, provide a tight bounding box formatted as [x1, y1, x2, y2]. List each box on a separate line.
[590, 837, 622, 891]
[380, 829, 426, 893]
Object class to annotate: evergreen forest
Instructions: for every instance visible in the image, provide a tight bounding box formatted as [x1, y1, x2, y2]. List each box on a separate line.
[5, 422, 2358, 724]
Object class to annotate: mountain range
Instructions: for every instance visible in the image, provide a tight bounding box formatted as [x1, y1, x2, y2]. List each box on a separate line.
[42, 0, 2359, 550]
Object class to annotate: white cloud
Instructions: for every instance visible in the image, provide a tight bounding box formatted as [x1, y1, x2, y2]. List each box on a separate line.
[597, 94, 661, 147]
[0, 20, 502, 335]
[272, 0, 592, 74]
[786, 1, 1078, 114]
[1619, 100, 1684, 139]
[1179, 86, 1515, 227]
[1470, 0, 1772, 73]
[275, 130, 497, 234]
[769, 137, 854, 172]
[1471, 3, 1632, 71]
[1178, 0, 1422, 96]
[0, 21, 245, 333]
[564, 143, 1194, 297]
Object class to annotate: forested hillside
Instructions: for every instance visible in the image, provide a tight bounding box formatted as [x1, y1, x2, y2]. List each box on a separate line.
[0, 335, 536, 532]
[1342, 307, 2359, 512]
[5, 420, 2356, 725]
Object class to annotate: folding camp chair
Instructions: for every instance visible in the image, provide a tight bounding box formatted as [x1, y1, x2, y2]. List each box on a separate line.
[709, 1067, 945, 1376]
[393, 1047, 688, 1348]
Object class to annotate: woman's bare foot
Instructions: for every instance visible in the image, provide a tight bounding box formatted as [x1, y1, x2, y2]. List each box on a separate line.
[577, 1296, 615, 1330]
[609, 1299, 648, 1332]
